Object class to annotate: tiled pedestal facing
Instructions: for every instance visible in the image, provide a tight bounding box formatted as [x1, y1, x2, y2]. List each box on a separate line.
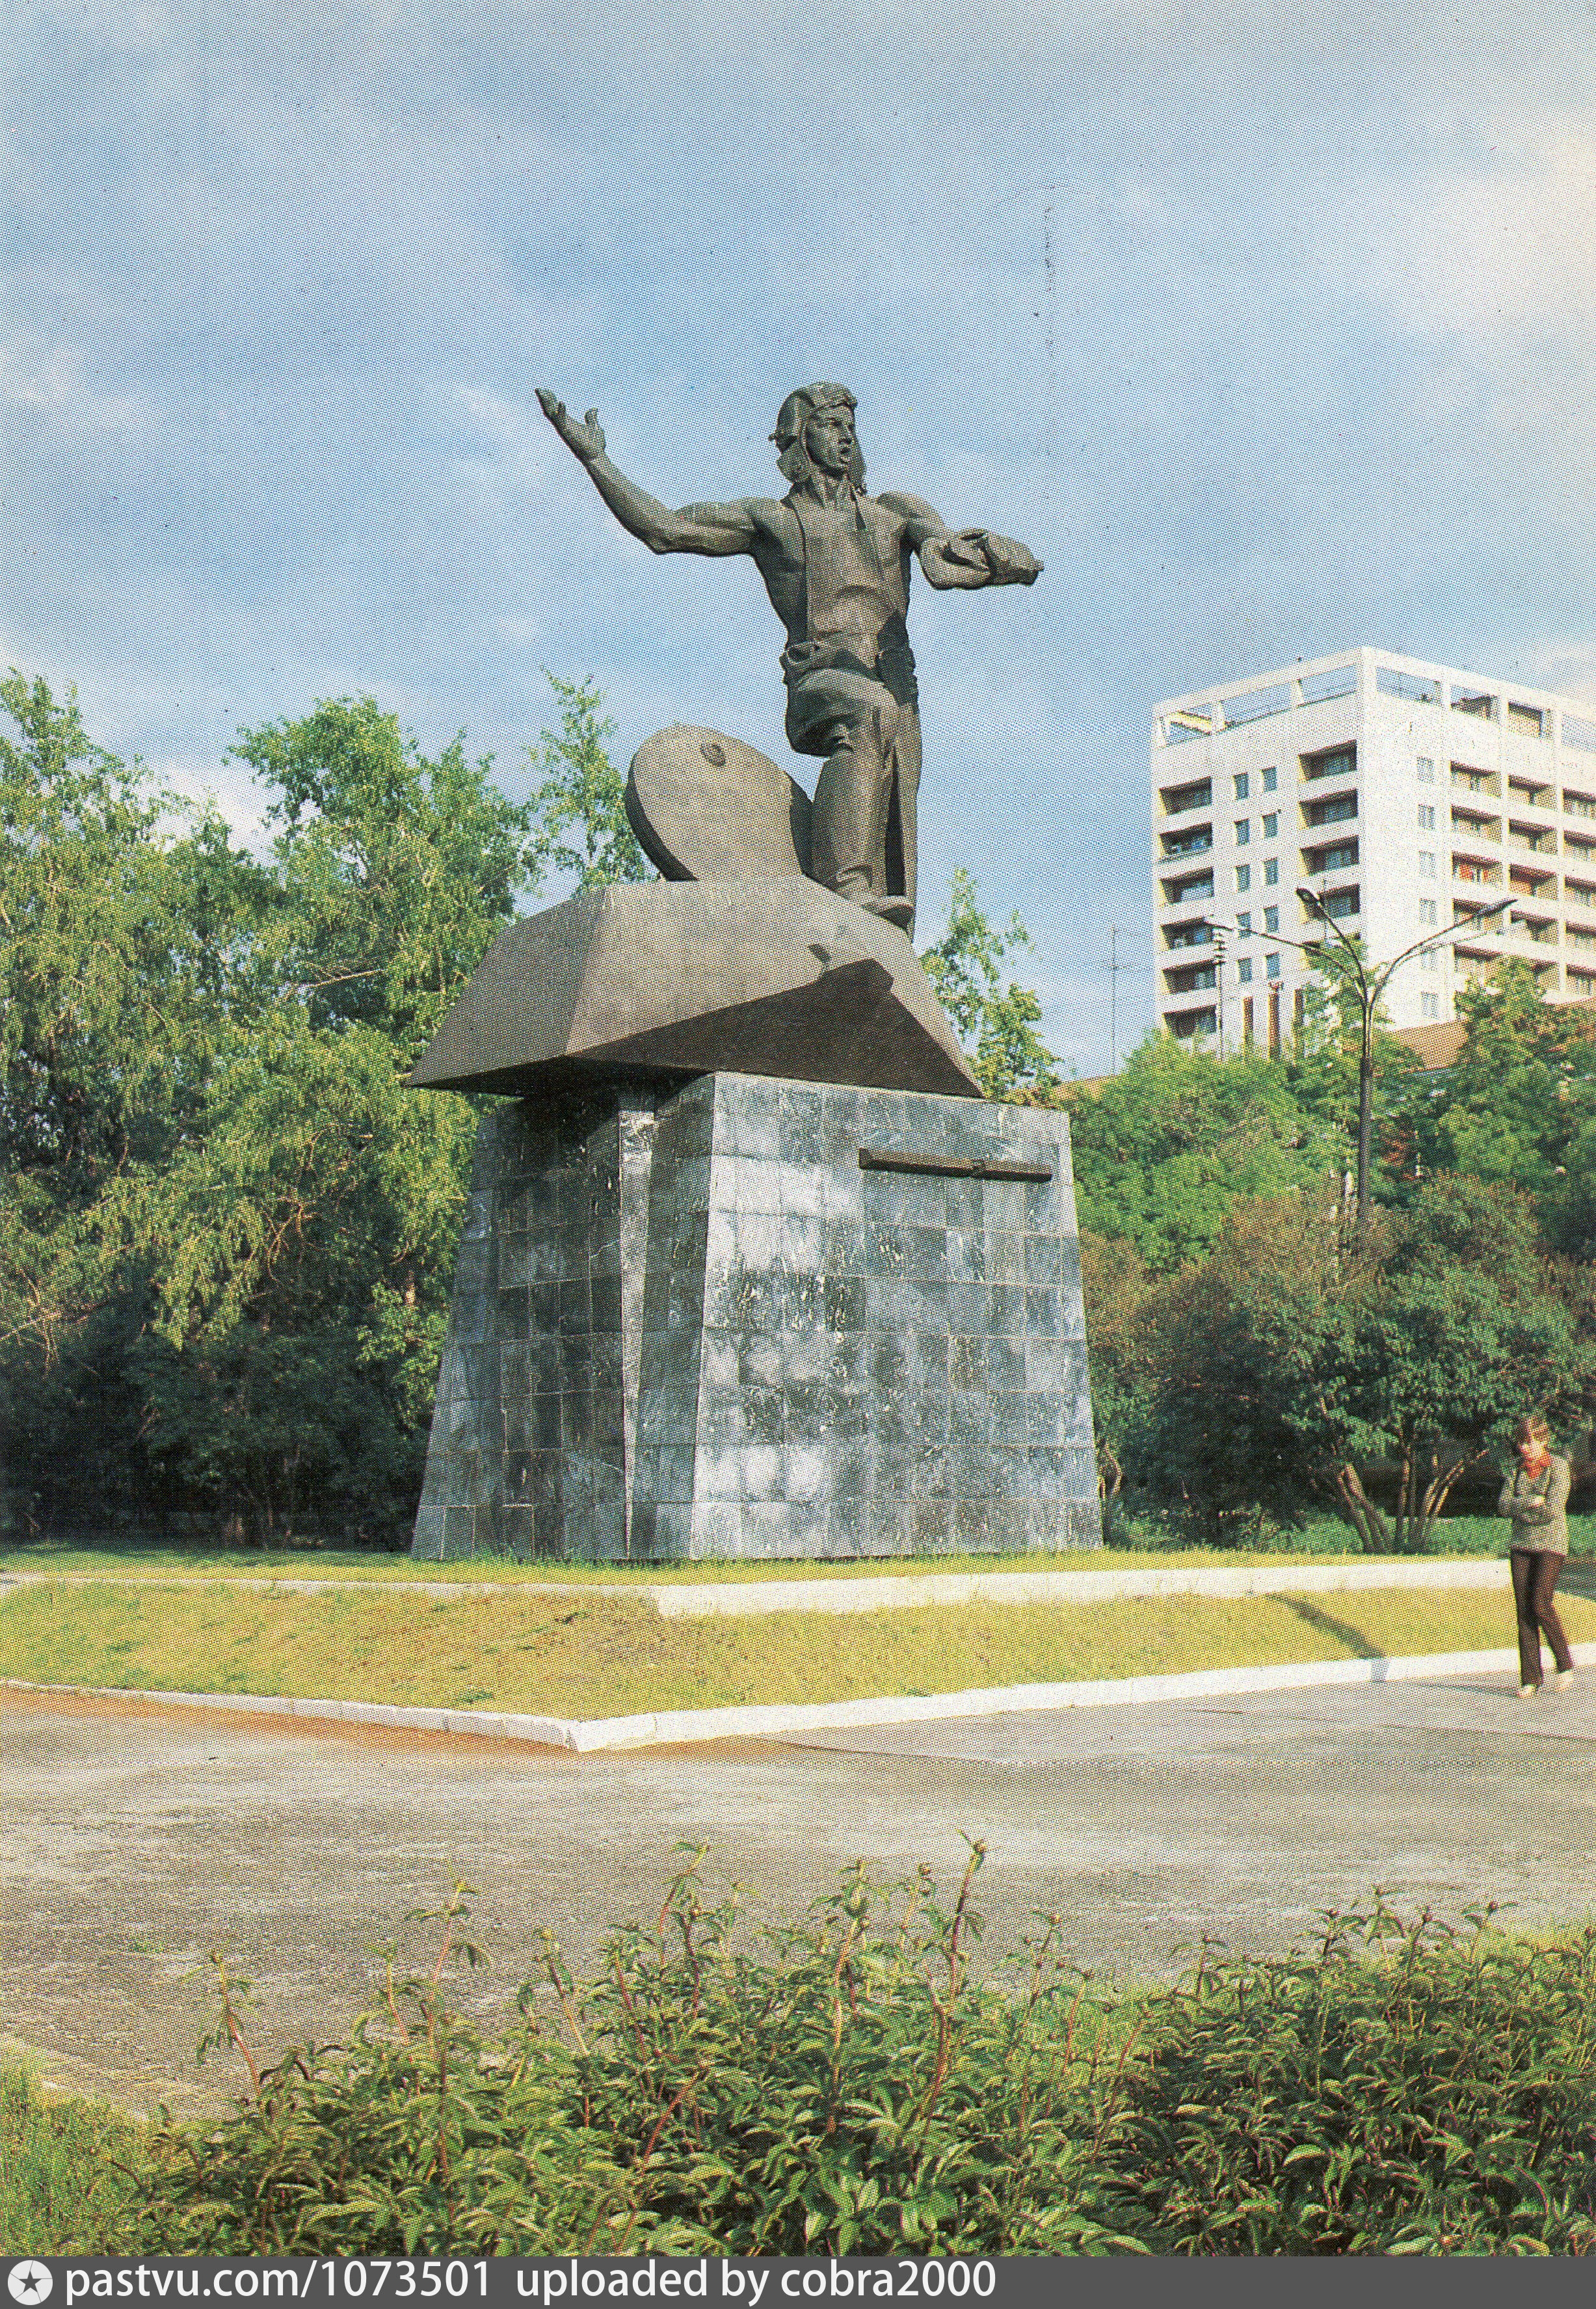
[412, 1071, 1097, 1561]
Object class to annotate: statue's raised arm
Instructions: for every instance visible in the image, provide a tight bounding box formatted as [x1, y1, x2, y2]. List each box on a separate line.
[537, 386, 756, 558]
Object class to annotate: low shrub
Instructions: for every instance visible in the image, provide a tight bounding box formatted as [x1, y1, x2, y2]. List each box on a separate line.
[133, 1852, 1138, 2256]
[1094, 1896, 1596, 2254]
[86, 1864, 1596, 2257]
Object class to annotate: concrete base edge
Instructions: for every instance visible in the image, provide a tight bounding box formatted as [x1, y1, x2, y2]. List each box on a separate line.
[8, 1640, 1593, 1754]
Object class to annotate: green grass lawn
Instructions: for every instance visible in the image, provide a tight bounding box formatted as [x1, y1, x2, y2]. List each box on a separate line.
[2, 1571, 1587, 1720]
[0, 2062, 142, 2255]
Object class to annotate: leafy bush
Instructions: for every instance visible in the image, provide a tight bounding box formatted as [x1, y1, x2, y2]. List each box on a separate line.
[1095, 1895, 1596, 2254]
[136, 1851, 1137, 2256]
[124, 1867, 1596, 2257]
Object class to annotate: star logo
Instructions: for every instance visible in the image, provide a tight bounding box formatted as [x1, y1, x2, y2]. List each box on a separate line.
[7, 2267, 53, 2306]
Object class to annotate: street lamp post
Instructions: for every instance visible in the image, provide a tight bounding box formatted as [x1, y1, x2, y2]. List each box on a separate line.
[1294, 887, 1513, 1233]
[1202, 892, 1514, 1233]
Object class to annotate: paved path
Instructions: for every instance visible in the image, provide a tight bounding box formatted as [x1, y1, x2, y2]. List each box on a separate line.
[5, 1662, 1596, 2116]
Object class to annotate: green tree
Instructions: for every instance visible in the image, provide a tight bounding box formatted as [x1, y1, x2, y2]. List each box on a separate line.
[1116, 1177, 1588, 1552]
[113, 701, 535, 1542]
[0, 680, 540, 1545]
[0, 675, 286, 1533]
[1061, 1036, 1335, 1274]
[1309, 1176, 1590, 1552]
[1418, 960, 1596, 1245]
[920, 868, 1057, 1099]
[1078, 1229, 1155, 1538]
[524, 672, 651, 892]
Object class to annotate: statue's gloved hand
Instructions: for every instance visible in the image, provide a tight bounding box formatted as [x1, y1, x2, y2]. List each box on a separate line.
[955, 529, 1043, 584]
[537, 389, 606, 465]
[934, 531, 993, 575]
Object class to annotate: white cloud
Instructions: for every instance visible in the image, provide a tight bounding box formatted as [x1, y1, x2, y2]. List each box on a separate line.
[0, 340, 151, 435]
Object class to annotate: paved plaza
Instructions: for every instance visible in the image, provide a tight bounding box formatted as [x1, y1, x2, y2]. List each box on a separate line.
[5, 1661, 1596, 2115]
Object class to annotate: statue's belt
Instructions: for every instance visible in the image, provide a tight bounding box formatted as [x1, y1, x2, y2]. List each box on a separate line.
[780, 637, 918, 694]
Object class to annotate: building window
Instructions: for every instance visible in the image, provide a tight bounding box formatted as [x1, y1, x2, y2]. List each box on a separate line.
[1264, 857, 1279, 887]
[1417, 756, 1435, 782]
[1235, 820, 1251, 844]
[1266, 954, 1281, 980]
[1264, 905, 1279, 933]
[1234, 773, 1250, 800]
[1262, 767, 1278, 792]
[1323, 888, 1360, 919]
[1236, 911, 1252, 935]
[1418, 851, 1436, 877]
[1236, 864, 1251, 892]
[1262, 812, 1278, 839]
[1421, 991, 1441, 1019]
[1418, 804, 1436, 830]
[1421, 948, 1440, 970]
[1419, 898, 1439, 926]
[1238, 957, 1253, 983]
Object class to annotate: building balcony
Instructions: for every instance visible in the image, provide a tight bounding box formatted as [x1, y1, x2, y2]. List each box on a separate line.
[1160, 874, 1216, 910]
[1450, 807, 1501, 840]
[1158, 779, 1213, 817]
[1301, 743, 1357, 784]
[1165, 1002, 1218, 1039]
[1164, 962, 1217, 996]
[1302, 794, 1359, 830]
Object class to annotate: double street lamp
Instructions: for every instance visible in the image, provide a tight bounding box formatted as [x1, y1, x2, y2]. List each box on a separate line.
[1202, 889, 1515, 1233]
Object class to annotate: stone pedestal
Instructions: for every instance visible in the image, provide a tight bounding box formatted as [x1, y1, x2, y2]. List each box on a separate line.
[412, 1070, 1097, 1562]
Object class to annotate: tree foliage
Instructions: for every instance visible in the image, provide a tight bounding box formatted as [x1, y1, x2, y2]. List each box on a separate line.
[1063, 1036, 1338, 1273]
[523, 671, 650, 893]
[1088, 1175, 1592, 1552]
[920, 867, 1057, 1099]
[0, 678, 536, 1543]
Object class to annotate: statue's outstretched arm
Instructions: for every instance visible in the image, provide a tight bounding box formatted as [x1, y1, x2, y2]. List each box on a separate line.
[538, 388, 756, 557]
[879, 491, 1043, 590]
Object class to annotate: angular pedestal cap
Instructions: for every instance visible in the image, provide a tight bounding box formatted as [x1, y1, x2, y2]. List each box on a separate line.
[410, 879, 981, 1099]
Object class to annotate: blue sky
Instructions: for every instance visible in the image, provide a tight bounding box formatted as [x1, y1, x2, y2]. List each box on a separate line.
[6, 0, 1596, 1074]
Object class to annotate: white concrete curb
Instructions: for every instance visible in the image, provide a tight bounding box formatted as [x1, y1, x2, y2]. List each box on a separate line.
[8, 1640, 1593, 1755]
[0, 1555, 1523, 1616]
[648, 1559, 1517, 1616]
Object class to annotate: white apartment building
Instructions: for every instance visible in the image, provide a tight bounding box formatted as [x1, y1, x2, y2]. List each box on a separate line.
[1151, 647, 1596, 1052]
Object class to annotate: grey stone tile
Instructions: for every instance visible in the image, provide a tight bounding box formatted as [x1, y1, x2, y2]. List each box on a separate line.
[948, 1335, 984, 1392]
[738, 1442, 784, 1500]
[690, 1499, 741, 1556]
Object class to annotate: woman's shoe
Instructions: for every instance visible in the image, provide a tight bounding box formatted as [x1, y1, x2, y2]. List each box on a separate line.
[1552, 1668, 1575, 1690]
[1518, 1682, 1539, 1698]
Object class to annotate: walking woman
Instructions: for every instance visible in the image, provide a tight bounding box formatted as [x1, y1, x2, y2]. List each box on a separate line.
[1498, 1413, 1575, 1697]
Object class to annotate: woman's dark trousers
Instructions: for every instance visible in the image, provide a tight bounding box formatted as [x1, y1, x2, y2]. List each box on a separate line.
[1510, 1547, 1573, 1688]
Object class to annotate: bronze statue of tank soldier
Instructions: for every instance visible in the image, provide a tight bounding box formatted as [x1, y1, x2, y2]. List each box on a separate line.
[538, 382, 1041, 938]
